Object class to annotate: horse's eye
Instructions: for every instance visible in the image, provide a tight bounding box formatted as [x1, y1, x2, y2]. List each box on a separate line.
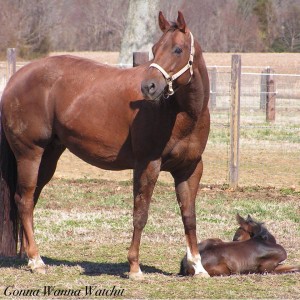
[174, 47, 183, 54]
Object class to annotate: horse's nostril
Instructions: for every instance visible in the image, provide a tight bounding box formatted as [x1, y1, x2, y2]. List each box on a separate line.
[149, 82, 156, 94]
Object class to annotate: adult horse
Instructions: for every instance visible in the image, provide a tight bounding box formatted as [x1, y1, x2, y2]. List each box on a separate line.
[0, 11, 210, 279]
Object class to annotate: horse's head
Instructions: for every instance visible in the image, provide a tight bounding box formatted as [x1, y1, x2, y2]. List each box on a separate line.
[141, 11, 195, 100]
[233, 214, 277, 244]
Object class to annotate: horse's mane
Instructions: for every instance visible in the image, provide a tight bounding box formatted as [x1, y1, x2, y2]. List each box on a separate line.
[250, 219, 275, 242]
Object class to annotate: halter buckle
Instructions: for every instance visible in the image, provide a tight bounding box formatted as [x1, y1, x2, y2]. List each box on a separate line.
[167, 80, 174, 96]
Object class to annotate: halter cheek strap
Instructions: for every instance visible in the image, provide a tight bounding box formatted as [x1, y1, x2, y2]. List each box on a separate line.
[149, 32, 195, 97]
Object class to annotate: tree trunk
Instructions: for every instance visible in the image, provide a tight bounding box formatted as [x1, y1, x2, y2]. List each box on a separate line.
[119, 0, 160, 66]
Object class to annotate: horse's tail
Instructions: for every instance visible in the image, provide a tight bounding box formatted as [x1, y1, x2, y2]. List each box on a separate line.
[0, 117, 19, 256]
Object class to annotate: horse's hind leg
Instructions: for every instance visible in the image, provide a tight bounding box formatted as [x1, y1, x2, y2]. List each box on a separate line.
[14, 149, 45, 272]
[19, 141, 66, 261]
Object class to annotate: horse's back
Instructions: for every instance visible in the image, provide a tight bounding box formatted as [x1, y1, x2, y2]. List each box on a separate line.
[1, 55, 143, 168]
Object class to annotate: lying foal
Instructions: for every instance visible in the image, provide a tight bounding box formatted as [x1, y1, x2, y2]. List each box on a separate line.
[180, 214, 300, 276]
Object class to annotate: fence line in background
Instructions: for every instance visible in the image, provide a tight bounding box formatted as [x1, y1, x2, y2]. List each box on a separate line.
[1, 50, 299, 189]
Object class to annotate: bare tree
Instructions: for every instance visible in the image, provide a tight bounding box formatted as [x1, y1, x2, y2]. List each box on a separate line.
[119, 0, 160, 65]
[279, 3, 300, 51]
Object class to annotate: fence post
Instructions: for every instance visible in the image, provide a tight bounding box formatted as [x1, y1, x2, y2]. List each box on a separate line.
[229, 55, 241, 189]
[6, 48, 16, 80]
[133, 52, 149, 67]
[260, 68, 267, 110]
[266, 67, 276, 122]
[209, 66, 217, 109]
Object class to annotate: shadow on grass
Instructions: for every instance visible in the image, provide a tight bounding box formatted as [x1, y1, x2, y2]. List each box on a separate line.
[0, 256, 172, 278]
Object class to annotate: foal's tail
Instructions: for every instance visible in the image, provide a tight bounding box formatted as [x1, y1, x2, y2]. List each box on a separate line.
[273, 264, 300, 274]
[0, 118, 19, 256]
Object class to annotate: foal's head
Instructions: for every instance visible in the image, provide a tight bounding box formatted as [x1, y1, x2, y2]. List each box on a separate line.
[141, 11, 196, 100]
[233, 214, 277, 244]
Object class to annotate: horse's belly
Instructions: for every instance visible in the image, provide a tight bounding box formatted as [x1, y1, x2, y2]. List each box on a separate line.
[65, 138, 134, 170]
[55, 122, 134, 171]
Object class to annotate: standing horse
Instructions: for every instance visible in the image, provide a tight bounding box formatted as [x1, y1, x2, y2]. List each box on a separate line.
[0, 11, 210, 279]
[180, 214, 300, 276]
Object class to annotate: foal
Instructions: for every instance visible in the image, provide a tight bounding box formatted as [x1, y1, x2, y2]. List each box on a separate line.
[180, 214, 300, 276]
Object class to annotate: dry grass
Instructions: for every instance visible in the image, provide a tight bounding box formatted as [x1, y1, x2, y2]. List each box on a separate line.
[0, 178, 299, 299]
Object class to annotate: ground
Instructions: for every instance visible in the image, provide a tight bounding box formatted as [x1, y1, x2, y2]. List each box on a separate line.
[0, 177, 299, 298]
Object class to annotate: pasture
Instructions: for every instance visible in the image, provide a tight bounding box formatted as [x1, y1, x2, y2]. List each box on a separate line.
[0, 51, 299, 298]
[0, 162, 299, 298]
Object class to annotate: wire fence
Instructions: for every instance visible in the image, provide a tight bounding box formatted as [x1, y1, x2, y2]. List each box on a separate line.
[0, 55, 299, 189]
[203, 66, 300, 189]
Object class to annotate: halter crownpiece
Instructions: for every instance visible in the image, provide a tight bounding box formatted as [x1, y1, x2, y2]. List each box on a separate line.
[149, 31, 195, 97]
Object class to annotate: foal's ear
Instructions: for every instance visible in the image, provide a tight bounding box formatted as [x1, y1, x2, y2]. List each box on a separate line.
[236, 214, 246, 225]
[246, 214, 253, 222]
[177, 11, 187, 33]
[236, 214, 251, 232]
[158, 11, 170, 32]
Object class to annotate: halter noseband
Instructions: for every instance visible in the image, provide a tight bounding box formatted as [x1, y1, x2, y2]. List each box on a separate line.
[149, 31, 195, 97]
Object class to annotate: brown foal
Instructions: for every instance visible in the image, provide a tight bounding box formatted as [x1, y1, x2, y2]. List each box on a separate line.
[180, 214, 300, 276]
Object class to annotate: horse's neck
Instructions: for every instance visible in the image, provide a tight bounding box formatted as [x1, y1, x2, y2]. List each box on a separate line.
[174, 69, 207, 120]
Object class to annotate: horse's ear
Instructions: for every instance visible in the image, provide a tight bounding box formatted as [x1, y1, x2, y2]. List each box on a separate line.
[236, 214, 245, 225]
[176, 11, 186, 33]
[159, 11, 170, 32]
[236, 214, 250, 229]
[246, 214, 253, 221]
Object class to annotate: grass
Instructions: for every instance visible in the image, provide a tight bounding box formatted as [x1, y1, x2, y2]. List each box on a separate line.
[0, 178, 300, 299]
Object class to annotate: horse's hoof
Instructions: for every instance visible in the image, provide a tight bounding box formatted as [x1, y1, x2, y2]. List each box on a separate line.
[32, 266, 47, 274]
[194, 272, 210, 278]
[128, 271, 145, 281]
[28, 256, 46, 274]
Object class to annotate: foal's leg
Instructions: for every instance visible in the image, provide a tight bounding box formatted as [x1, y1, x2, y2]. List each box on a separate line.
[272, 264, 300, 274]
[128, 160, 161, 280]
[173, 160, 210, 277]
[258, 246, 287, 274]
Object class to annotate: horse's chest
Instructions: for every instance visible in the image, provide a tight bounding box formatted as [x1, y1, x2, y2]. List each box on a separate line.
[163, 137, 202, 169]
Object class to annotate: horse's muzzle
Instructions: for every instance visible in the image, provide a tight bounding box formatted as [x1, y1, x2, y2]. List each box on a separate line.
[141, 78, 164, 100]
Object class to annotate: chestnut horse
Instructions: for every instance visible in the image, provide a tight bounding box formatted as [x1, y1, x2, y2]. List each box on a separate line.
[180, 214, 300, 276]
[0, 12, 210, 278]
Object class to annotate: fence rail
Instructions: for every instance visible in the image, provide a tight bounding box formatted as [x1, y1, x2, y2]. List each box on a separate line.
[1, 50, 299, 189]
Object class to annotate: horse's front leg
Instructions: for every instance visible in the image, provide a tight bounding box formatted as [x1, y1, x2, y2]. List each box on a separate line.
[173, 160, 210, 277]
[128, 160, 161, 280]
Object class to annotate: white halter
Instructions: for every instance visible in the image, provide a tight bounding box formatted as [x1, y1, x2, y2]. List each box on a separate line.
[149, 32, 195, 97]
